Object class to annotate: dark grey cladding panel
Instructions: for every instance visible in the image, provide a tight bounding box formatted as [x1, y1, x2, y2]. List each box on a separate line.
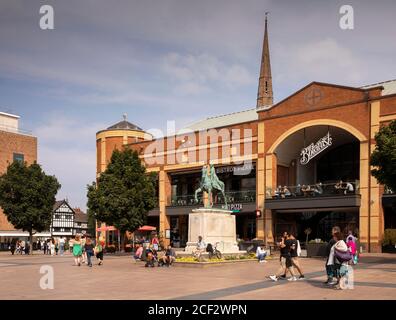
[264, 195, 361, 210]
[148, 203, 257, 216]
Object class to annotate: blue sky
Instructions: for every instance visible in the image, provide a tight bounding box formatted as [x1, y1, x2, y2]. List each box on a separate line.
[1, 0, 395, 210]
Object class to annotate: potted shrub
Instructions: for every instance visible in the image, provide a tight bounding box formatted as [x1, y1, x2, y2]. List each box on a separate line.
[306, 239, 328, 257]
[382, 229, 396, 253]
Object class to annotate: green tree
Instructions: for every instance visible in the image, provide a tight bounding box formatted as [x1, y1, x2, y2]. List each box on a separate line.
[371, 120, 396, 192]
[87, 148, 157, 247]
[0, 161, 61, 254]
[86, 208, 96, 237]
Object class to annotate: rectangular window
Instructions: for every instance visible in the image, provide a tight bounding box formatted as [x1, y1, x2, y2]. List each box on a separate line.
[13, 153, 24, 163]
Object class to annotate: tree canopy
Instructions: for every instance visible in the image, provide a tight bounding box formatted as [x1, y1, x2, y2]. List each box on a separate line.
[87, 148, 157, 233]
[370, 120, 396, 192]
[0, 161, 61, 238]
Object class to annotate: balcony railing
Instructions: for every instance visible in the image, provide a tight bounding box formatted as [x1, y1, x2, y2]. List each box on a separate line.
[168, 190, 256, 207]
[266, 180, 360, 200]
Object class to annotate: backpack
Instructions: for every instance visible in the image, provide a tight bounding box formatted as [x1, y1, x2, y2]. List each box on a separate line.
[206, 243, 213, 253]
[334, 248, 353, 263]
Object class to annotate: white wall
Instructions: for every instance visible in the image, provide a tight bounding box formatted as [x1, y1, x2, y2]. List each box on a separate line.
[0, 112, 19, 132]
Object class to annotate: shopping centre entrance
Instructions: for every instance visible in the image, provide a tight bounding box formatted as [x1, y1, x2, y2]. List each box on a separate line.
[265, 124, 361, 243]
[273, 208, 359, 243]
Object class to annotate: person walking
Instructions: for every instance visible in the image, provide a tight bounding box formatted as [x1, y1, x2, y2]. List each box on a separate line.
[84, 237, 94, 267]
[324, 226, 340, 284]
[9, 240, 16, 255]
[81, 235, 87, 264]
[269, 232, 297, 281]
[59, 237, 65, 256]
[327, 230, 350, 288]
[346, 234, 358, 265]
[50, 238, 56, 256]
[43, 240, 47, 255]
[46, 239, 52, 255]
[288, 233, 305, 280]
[72, 235, 83, 266]
[94, 238, 105, 266]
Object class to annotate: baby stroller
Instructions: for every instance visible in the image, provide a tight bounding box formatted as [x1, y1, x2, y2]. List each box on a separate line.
[145, 248, 158, 267]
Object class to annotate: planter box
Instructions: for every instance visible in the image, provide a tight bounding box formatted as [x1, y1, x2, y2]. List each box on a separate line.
[382, 245, 396, 253]
[306, 243, 328, 257]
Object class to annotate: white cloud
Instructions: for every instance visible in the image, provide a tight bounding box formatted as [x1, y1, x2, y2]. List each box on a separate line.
[275, 38, 365, 86]
[35, 115, 106, 210]
[162, 52, 255, 95]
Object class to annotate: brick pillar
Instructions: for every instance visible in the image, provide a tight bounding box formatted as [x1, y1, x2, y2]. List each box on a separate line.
[359, 141, 369, 252]
[256, 121, 265, 240]
[159, 170, 171, 247]
[369, 101, 382, 252]
[264, 153, 277, 244]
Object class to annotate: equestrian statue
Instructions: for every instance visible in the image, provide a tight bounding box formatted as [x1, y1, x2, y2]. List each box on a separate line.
[194, 164, 227, 208]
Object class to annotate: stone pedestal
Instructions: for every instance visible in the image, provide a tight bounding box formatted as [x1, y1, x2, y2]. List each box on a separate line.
[184, 208, 240, 254]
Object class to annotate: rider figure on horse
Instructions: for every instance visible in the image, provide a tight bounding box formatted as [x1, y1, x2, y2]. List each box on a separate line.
[194, 164, 227, 208]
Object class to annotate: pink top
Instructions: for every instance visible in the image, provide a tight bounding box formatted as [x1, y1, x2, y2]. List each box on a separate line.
[151, 237, 159, 244]
[347, 240, 356, 255]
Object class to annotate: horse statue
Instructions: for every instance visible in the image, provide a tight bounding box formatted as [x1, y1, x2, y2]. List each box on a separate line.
[194, 164, 227, 208]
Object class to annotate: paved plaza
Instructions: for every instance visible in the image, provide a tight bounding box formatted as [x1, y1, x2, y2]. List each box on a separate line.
[0, 252, 395, 300]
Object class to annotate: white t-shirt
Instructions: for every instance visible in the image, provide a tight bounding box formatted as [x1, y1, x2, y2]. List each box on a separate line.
[197, 240, 206, 250]
[59, 238, 65, 244]
[256, 247, 266, 257]
[346, 183, 354, 192]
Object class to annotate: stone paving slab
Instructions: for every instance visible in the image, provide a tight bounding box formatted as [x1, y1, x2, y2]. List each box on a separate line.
[0, 252, 395, 300]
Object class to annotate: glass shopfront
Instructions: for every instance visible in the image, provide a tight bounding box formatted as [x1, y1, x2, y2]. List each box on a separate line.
[167, 163, 257, 242]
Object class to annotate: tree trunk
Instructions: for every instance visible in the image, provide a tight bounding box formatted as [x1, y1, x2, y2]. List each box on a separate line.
[29, 231, 34, 255]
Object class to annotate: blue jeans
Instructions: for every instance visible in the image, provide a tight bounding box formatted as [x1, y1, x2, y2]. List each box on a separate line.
[257, 253, 267, 261]
[59, 244, 64, 255]
[86, 250, 93, 266]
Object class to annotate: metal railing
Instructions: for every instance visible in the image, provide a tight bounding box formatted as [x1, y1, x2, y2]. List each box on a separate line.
[266, 180, 360, 199]
[168, 190, 256, 207]
[0, 124, 33, 135]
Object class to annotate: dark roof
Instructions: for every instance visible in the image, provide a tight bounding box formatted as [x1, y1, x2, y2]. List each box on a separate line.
[74, 208, 88, 223]
[107, 120, 143, 131]
[53, 200, 66, 211]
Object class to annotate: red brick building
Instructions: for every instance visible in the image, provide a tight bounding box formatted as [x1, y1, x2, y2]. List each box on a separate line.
[96, 17, 396, 252]
[0, 112, 44, 245]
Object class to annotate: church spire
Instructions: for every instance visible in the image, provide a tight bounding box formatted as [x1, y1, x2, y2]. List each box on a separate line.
[256, 12, 273, 108]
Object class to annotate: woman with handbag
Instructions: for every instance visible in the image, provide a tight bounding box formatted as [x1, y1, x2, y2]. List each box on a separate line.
[327, 231, 352, 289]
